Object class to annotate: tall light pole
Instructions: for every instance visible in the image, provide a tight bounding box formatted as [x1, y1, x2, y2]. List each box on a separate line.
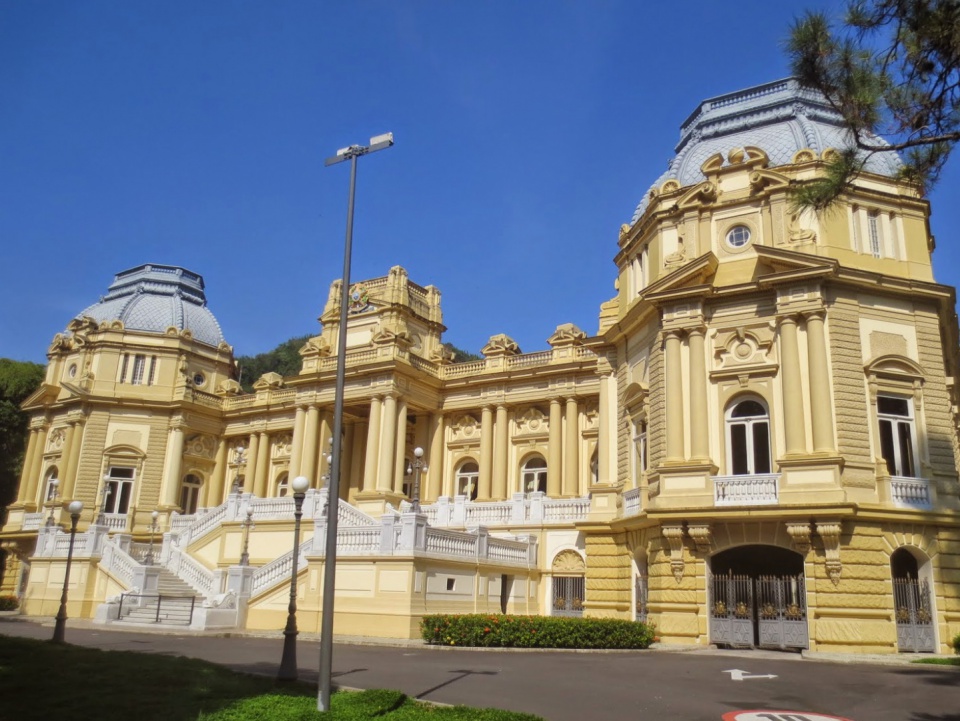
[239, 506, 254, 566]
[406, 447, 426, 513]
[52, 500, 83, 643]
[144, 509, 159, 565]
[277, 474, 310, 681]
[319, 132, 394, 711]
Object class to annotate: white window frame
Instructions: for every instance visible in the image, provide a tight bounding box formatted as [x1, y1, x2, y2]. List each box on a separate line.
[103, 466, 136, 514]
[725, 397, 772, 476]
[521, 456, 547, 494]
[632, 420, 647, 487]
[868, 210, 882, 258]
[877, 394, 920, 478]
[43, 467, 60, 503]
[455, 461, 479, 500]
[131, 354, 147, 385]
[179, 474, 203, 515]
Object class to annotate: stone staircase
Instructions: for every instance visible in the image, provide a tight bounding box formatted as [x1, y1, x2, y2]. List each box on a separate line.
[117, 567, 203, 626]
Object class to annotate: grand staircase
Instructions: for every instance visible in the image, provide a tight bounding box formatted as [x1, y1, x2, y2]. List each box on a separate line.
[117, 567, 203, 626]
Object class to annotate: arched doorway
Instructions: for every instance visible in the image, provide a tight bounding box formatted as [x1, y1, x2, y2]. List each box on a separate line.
[709, 545, 807, 650]
[891, 547, 936, 652]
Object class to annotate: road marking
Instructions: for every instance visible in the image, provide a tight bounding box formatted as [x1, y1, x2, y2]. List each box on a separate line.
[722, 712, 854, 721]
[723, 669, 778, 681]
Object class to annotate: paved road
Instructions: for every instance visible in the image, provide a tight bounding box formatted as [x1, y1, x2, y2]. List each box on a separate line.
[1, 618, 956, 721]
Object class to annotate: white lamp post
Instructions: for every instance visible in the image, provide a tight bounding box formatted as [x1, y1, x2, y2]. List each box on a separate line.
[52, 500, 83, 643]
[277, 474, 310, 681]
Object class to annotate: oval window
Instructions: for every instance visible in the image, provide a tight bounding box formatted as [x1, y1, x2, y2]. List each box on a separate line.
[726, 225, 751, 248]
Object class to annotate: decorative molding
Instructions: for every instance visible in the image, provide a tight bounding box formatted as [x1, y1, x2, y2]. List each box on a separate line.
[785, 522, 812, 555]
[661, 524, 686, 583]
[551, 549, 586, 574]
[816, 520, 843, 585]
[687, 524, 712, 554]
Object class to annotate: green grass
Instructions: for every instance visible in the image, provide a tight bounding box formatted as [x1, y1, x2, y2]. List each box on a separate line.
[911, 656, 960, 666]
[0, 635, 541, 720]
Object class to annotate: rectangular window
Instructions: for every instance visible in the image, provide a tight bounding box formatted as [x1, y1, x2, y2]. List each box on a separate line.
[868, 211, 882, 258]
[633, 421, 648, 487]
[877, 395, 918, 477]
[131, 355, 146, 385]
[104, 466, 135, 514]
[147, 356, 157, 386]
[119, 354, 129, 383]
[730, 424, 748, 475]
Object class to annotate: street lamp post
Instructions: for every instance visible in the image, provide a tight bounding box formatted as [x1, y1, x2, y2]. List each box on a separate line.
[277, 474, 310, 682]
[52, 500, 83, 643]
[231, 446, 245, 495]
[144, 510, 159, 566]
[44, 479, 60, 527]
[239, 506, 255, 566]
[406, 447, 426, 513]
[319, 132, 394, 711]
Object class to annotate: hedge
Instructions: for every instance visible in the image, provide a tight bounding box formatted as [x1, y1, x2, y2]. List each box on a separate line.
[0, 596, 19, 611]
[952, 632, 960, 655]
[421, 614, 656, 649]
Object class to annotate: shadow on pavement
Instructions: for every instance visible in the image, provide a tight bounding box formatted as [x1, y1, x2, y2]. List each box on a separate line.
[416, 669, 498, 700]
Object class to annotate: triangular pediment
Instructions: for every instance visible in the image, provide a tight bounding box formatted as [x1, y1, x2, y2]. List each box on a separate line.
[20, 383, 59, 409]
[643, 252, 719, 303]
[754, 245, 838, 284]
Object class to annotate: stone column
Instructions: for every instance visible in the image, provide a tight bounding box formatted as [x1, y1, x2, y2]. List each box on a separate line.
[207, 438, 228, 506]
[16, 428, 39, 504]
[28, 425, 48, 503]
[300, 405, 319, 485]
[478, 405, 494, 500]
[59, 421, 79, 498]
[254, 431, 270, 497]
[687, 327, 710, 462]
[288, 406, 306, 479]
[161, 424, 186, 507]
[339, 423, 356, 500]
[363, 396, 382, 492]
[664, 330, 685, 462]
[243, 432, 259, 493]
[427, 413, 445, 500]
[348, 421, 366, 496]
[806, 311, 836, 453]
[564, 397, 579, 496]
[778, 316, 806, 455]
[317, 410, 333, 485]
[493, 405, 509, 499]
[63, 417, 85, 499]
[548, 398, 562, 496]
[393, 398, 408, 494]
[377, 394, 397, 492]
[598, 372, 612, 485]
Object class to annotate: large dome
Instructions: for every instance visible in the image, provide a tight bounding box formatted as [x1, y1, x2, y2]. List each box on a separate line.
[77, 264, 225, 347]
[631, 78, 903, 223]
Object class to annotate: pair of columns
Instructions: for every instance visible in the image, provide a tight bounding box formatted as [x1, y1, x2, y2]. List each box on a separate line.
[777, 311, 834, 455]
[18, 416, 85, 507]
[663, 327, 710, 463]
[360, 395, 438, 498]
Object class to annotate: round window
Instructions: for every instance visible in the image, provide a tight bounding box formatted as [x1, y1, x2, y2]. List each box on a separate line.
[67, 364, 78, 378]
[725, 225, 752, 248]
[193, 372, 206, 387]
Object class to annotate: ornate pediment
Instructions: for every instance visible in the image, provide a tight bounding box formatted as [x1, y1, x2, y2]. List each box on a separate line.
[185, 433, 216, 459]
[450, 414, 480, 441]
[299, 336, 331, 358]
[713, 323, 776, 370]
[551, 549, 585, 574]
[482, 334, 521, 358]
[253, 372, 284, 391]
[217, 379, 242, 396]
[547, 323, 586, 348]
[273, 433, 293, 458]
[515, 407, 548, 435]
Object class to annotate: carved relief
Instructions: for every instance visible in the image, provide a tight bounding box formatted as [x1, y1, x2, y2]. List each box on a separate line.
[47, 429, 66, 452]
[450, 415, 480, 440]
[785, 522, 813, 555]
[273, 434, 293, 458]
[482, 334, 521, 357]
[253, 372, 284, 391]
[583, 403, 599, 429]
[547, 323, 586, 347]
[662, 525, 686, 583]
[787, 212, 817, 244]
[185, 434, 216, 459]
[551, 549, 586, 574]
[229, 441, 248, 465]
[664, 235, 687, 267]
[816, 520, 843, 585]
[515, 407, 547, 434]
[687, 524, 712, 554]
[713, 324, 775, 369]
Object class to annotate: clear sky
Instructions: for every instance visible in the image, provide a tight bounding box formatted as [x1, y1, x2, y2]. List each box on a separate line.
[3, 1, 960, 365]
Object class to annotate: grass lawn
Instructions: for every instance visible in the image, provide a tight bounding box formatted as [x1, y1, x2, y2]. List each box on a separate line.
[911, 656, 960, 666]
[0, 635, 541, 720]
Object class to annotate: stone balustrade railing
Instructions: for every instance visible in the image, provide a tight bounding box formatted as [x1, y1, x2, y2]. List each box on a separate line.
[422, 493, 591, 527]
[622, 487, 642, 517]
[166, 546, 216, 597]
[99, 537, 138, 587]
[713, 474, 780, 506]
[21, 513, 43, 531]
[251, 539, 312, 597]
[890, 476, 933, 509]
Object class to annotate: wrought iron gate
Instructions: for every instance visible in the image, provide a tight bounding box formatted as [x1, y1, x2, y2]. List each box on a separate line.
[553, 576, 584, 617]
[709, 572, 808, 650]
[635, 574, 648, 623]
[893, 576, 935, 652]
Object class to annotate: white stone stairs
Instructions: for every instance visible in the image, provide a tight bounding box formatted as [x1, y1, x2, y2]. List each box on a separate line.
[118, 567, 203, 626]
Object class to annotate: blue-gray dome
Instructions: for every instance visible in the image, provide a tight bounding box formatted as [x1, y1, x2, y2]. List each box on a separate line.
[77, 264, 225, 347]
[631, 78, 903, 223]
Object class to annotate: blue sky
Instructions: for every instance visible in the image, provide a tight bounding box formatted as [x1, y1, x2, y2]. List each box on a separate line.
[3, 1, 960, 364]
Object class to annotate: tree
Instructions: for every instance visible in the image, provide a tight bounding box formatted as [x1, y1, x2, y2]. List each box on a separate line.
[787, 0, 960, 209]
[0, 359, 45, 511]
[443, 342, 482, 363]
[235, 335, 311, 392]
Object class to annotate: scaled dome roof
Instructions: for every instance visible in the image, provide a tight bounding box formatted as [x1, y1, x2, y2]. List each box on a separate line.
[77, 264, 225, 347]
[631, 78, 903, 223]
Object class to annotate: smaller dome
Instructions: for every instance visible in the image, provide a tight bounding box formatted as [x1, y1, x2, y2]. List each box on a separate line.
[77, 264, 225, 347]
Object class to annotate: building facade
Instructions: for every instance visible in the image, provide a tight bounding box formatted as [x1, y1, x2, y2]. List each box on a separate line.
[3, 79, 959, 653]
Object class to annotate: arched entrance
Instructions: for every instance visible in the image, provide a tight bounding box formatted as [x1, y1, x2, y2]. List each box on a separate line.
[891, 547, 936, 652]
[709, 545, 807, 650]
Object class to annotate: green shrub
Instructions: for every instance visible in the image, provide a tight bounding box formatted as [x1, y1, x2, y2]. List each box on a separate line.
[420, 614, 656, 649]
[952, 632, 960, 655]
[0, 595, 19, 611]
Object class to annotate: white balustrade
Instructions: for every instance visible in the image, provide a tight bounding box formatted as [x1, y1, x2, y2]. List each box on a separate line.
[622, 487, 642, 517]
[336, 527, 382, 555]
[99, 539, 137, 587]
[100, 513, 128, 532]
[713, 474, 780, 506]
[464, 501, 512, 526]
[168, 547, 216, 596]
[184, 504, 227, 544]
[542, 497, 591, 522]
[487, 537, 529, 564]
[891, 476, 932, 509]
[170, 513, 196, 532]
[249, 496, 295, 519]
[419, 495, 590, 527]
[425, 527, 479, 557]
[21, 513, 43, 531]
[251, 539, 311, 597]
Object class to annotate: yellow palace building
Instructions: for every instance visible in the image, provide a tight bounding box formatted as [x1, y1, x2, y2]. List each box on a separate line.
[2, 79, 959, 654]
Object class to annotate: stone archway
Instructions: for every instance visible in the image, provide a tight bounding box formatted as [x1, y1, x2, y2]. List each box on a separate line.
[890, 547, 937, 652]
[708, 544, 807, 650]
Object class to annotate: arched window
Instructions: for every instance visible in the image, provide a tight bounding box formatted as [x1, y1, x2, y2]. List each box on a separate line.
[725, 398, 771, 475]
[455, 461, 479, 500]
[521, 456, 547, 493]
[43, 467, 60, 503]
[275, 472, 289, 498]
[179, 474, 203, 515]
[877, 395, 918, 478]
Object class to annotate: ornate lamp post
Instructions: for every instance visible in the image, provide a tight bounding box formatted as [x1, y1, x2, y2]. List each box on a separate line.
[239, 506, 255, 566]
[52, 500, 83, 643]
[277, 474, 310, 681]
[44, 479, 60, 527]
[144, 510, 159, 566]
[319, 131, 394, 711]
[406, 447, 426, 513]
[231, 445, 246, 495]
